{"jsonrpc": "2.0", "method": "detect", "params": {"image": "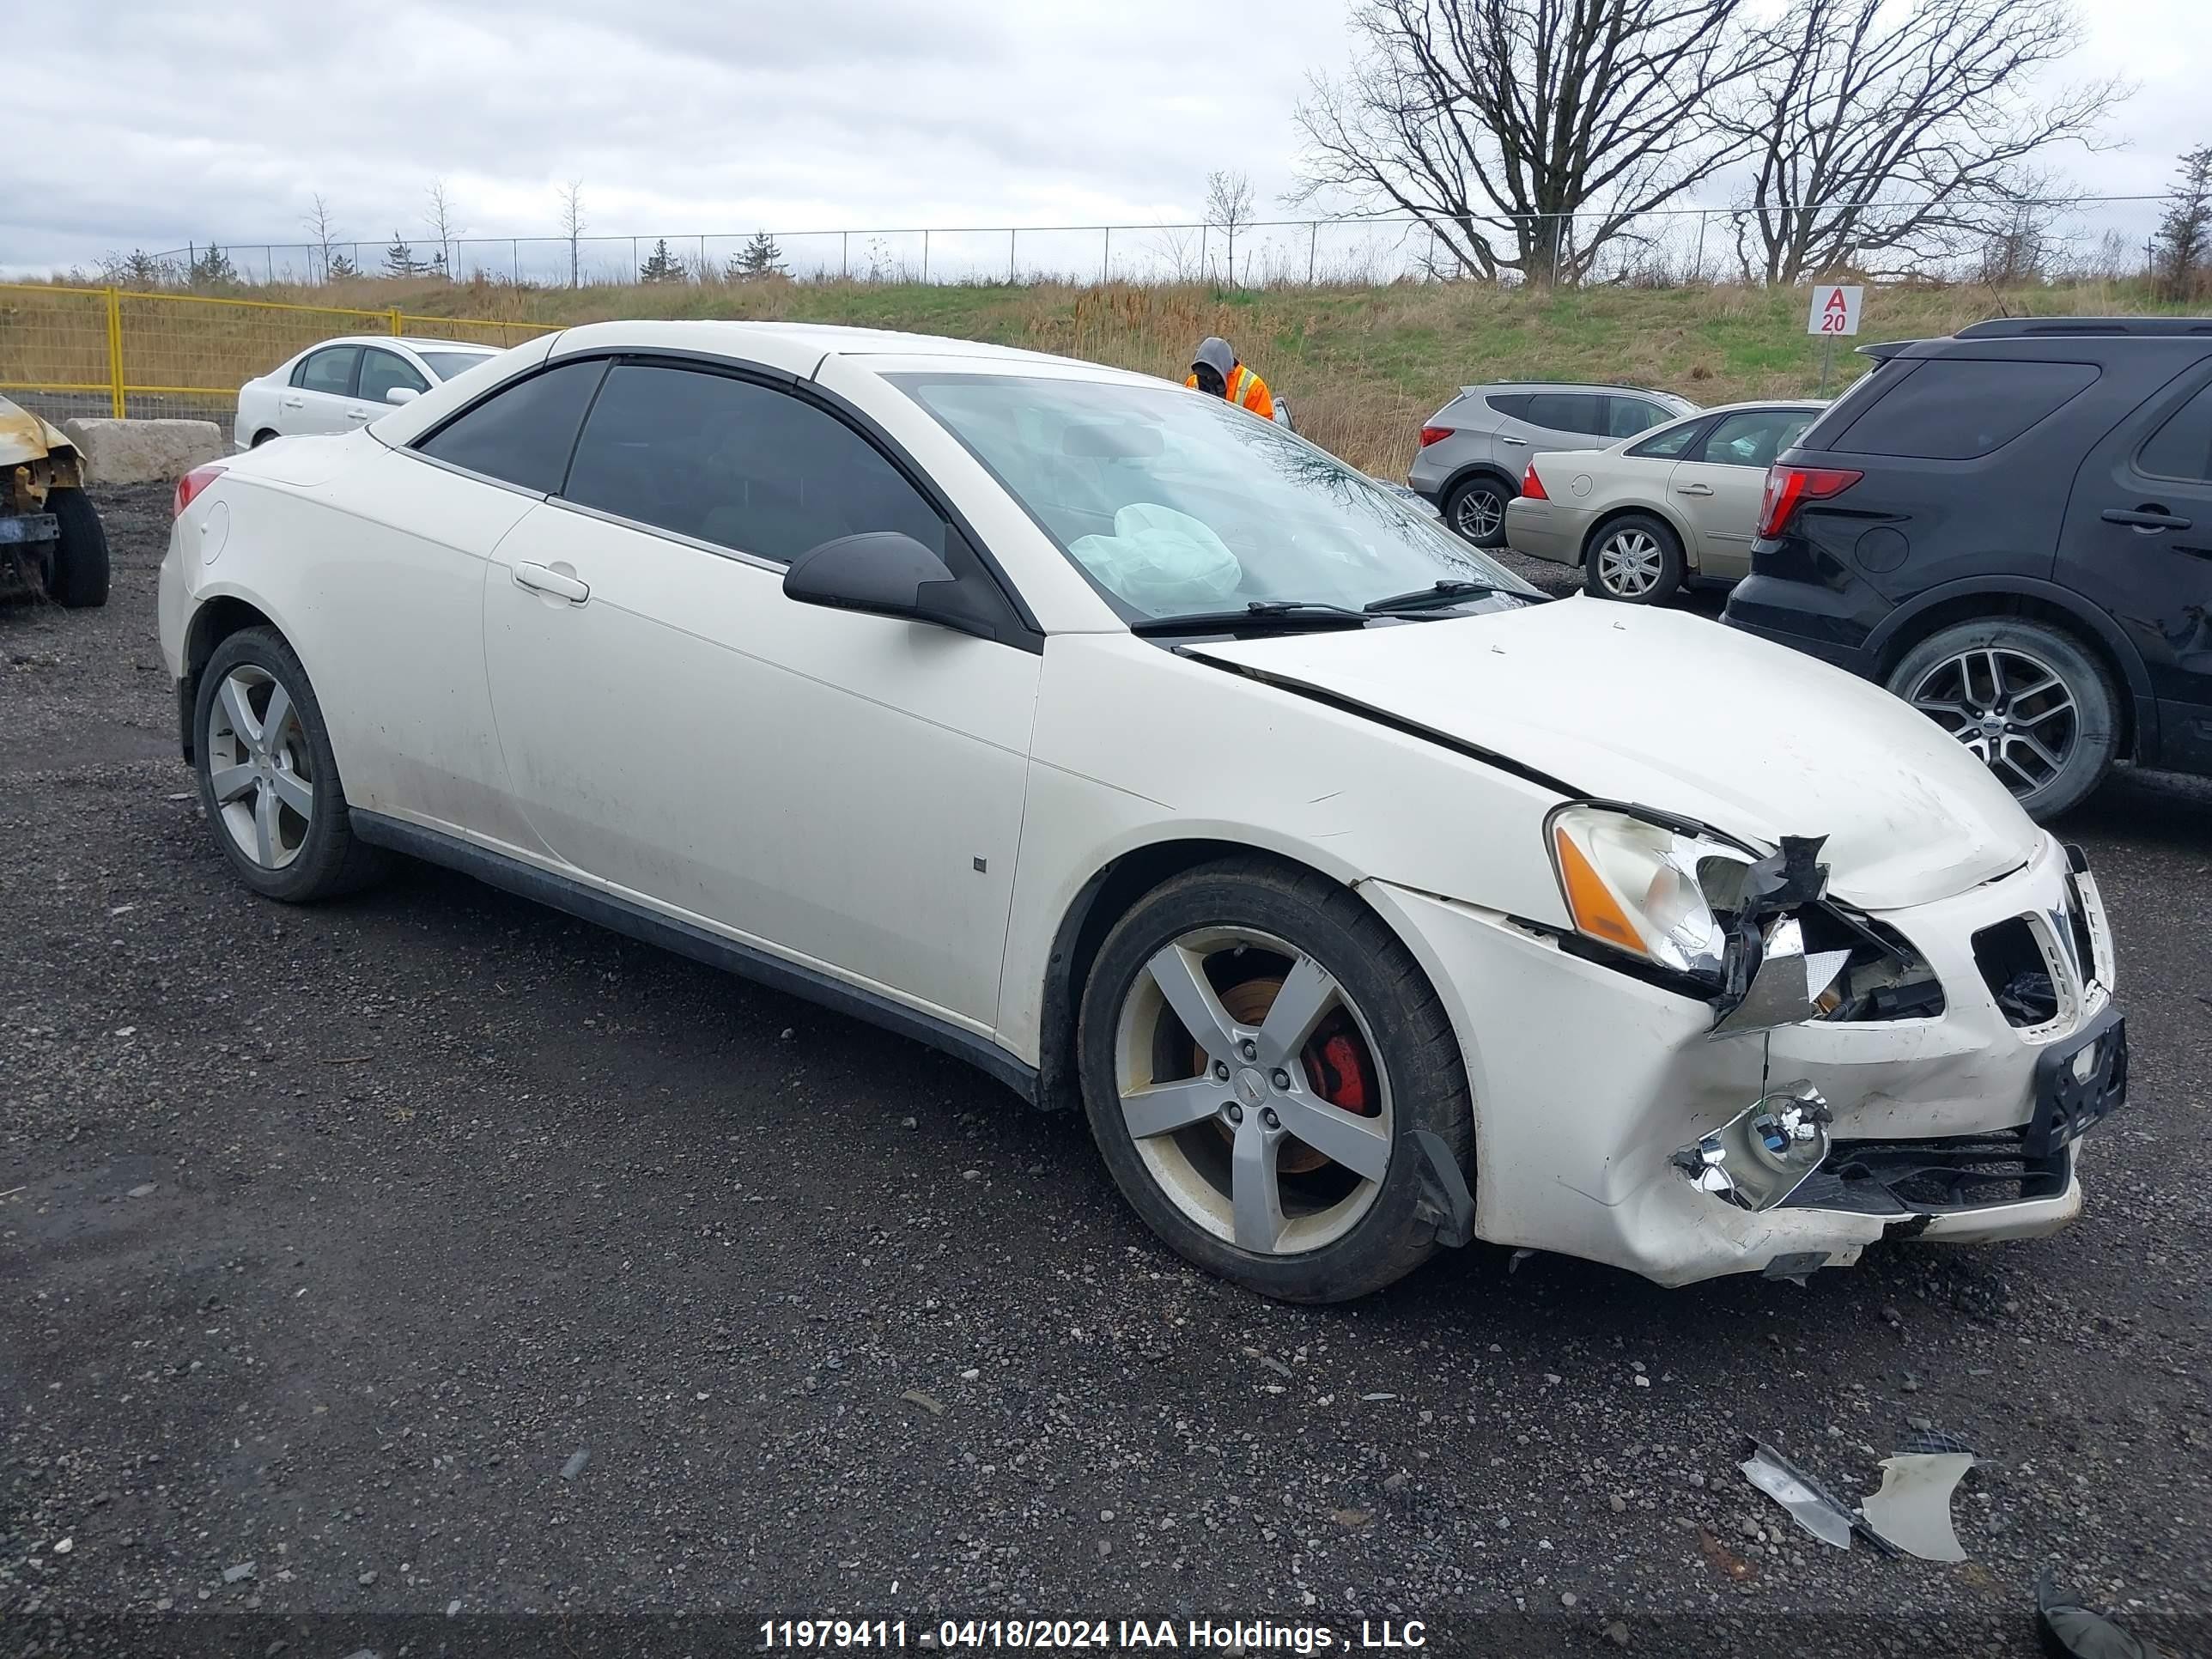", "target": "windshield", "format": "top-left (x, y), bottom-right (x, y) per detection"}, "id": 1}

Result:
top-left (420, 350), bottom-right (495, 381)
top-left (892, 372), bottom-right (1537, 622)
